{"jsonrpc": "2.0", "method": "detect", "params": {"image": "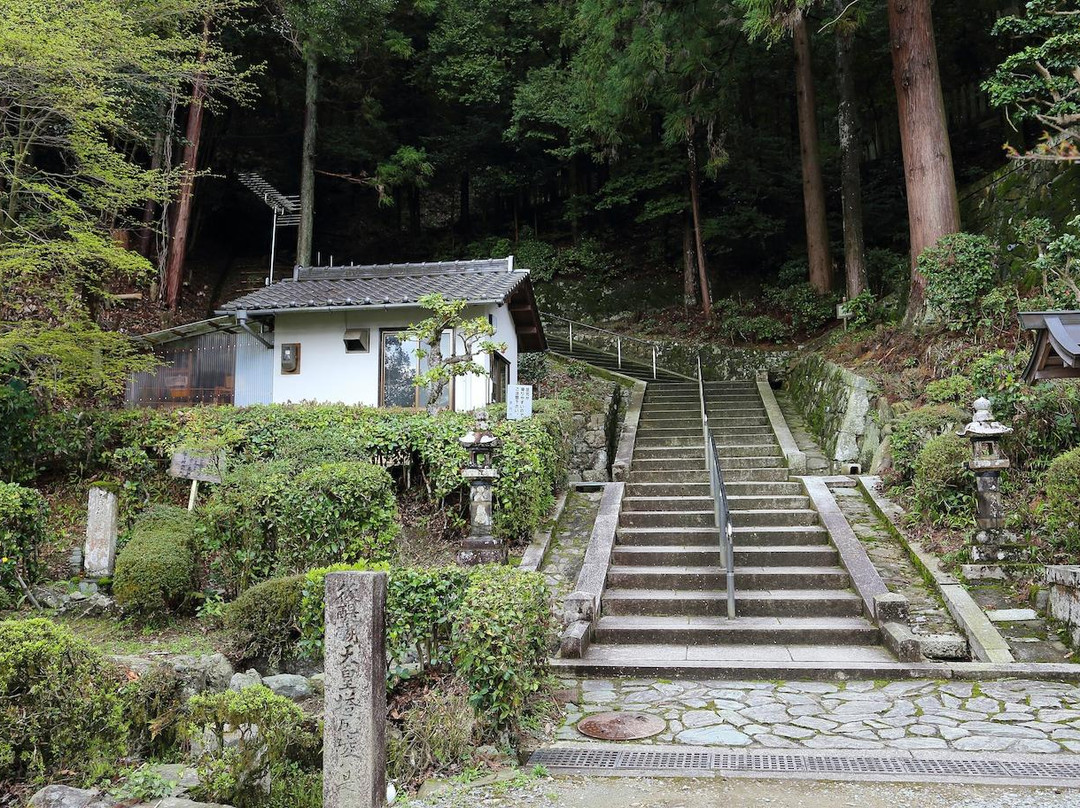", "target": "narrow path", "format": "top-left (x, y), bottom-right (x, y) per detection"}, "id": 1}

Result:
top-left (552, 678), bottom-right (1080, 754)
